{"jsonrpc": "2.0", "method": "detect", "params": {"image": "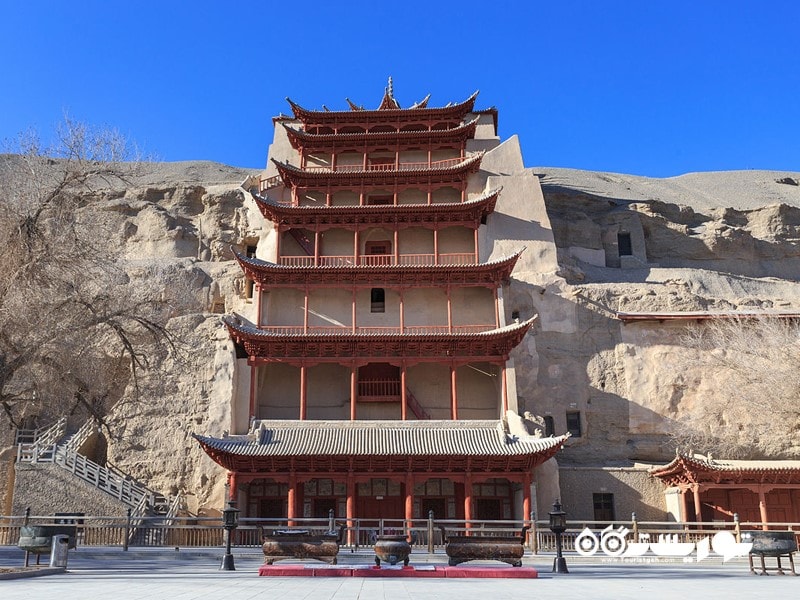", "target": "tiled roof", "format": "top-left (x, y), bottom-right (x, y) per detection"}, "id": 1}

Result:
top-left (285, 91), bottom-right (479, 122)
top-left (282, 117), bottom-right (479, 145)
top-left (233, 246), bottom-right (522, 275)
top-left (254, 185), bottom-right (499, 213)
top-left (194, 420), bottom-right (568, 458)
top-left (652, 453), bottom-right (800, 475)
